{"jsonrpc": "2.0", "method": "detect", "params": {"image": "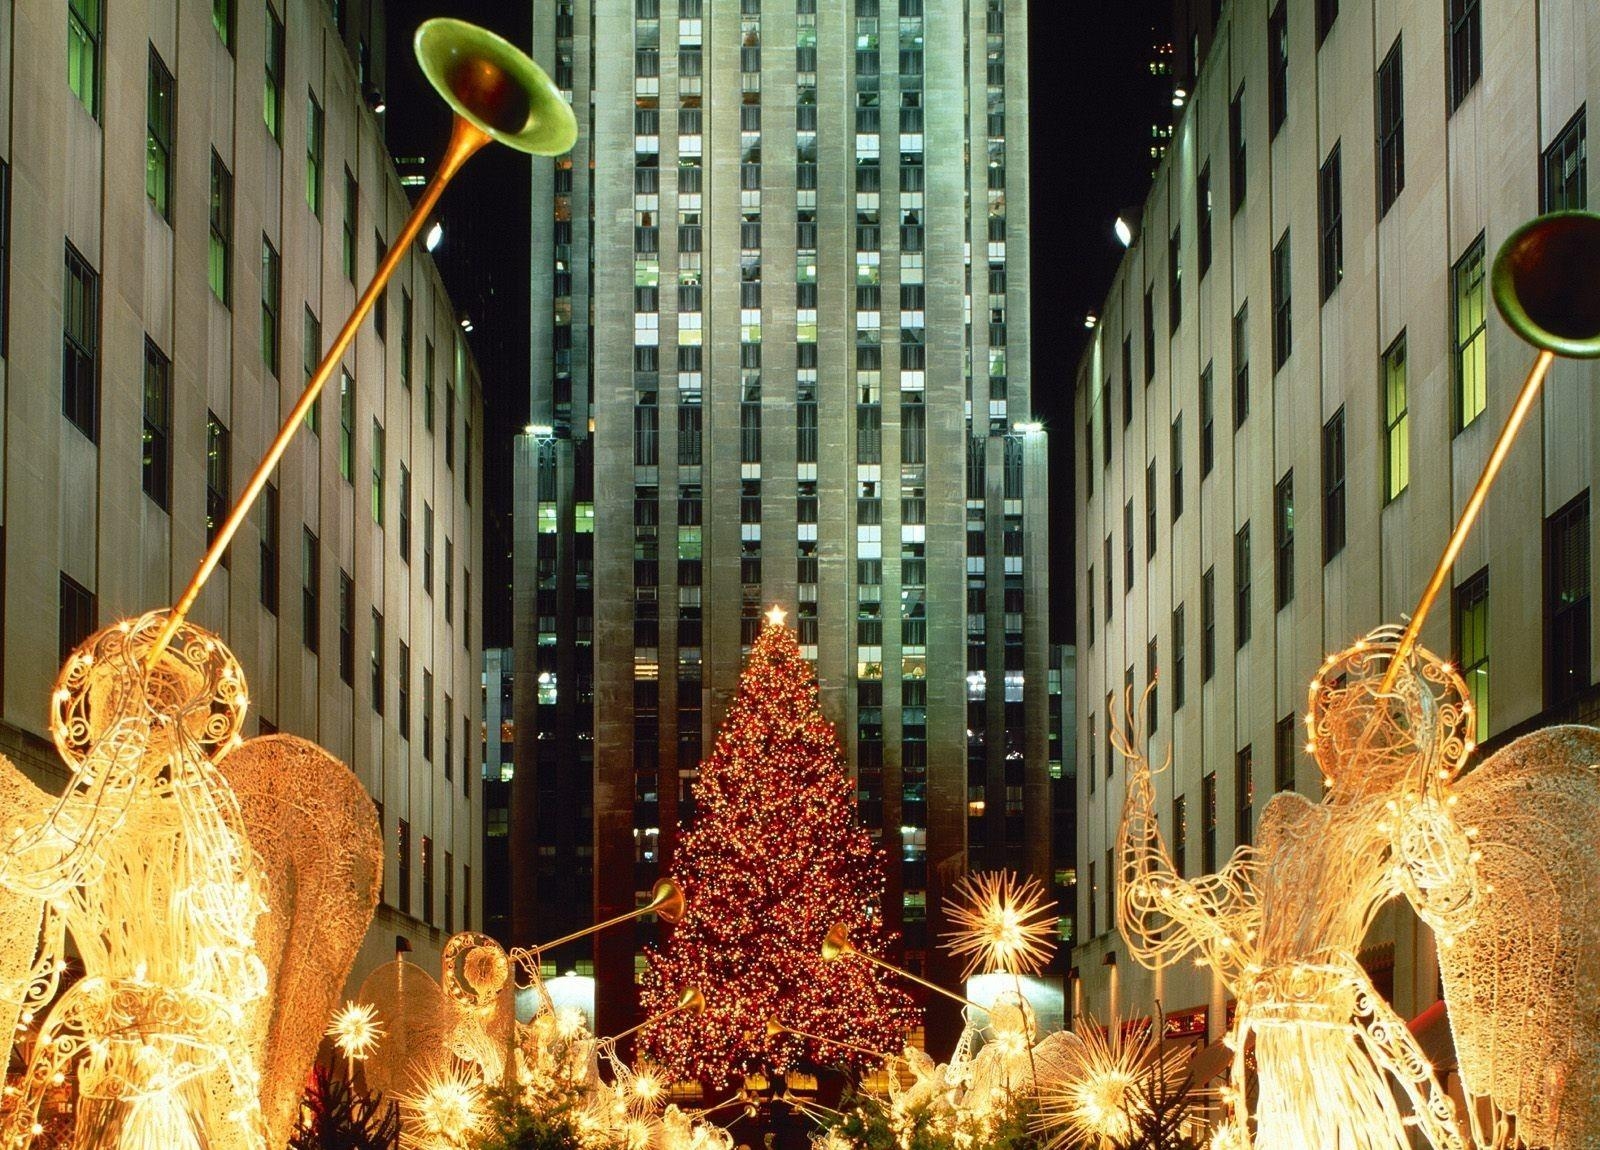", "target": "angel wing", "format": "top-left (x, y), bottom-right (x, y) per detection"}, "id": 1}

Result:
top-left (222, 733), bottom-right (384, 1147)
top-left (0, 757), bottom-right (54, 1081)
top-left (1426, 725), bottom-right (1600, 1150)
